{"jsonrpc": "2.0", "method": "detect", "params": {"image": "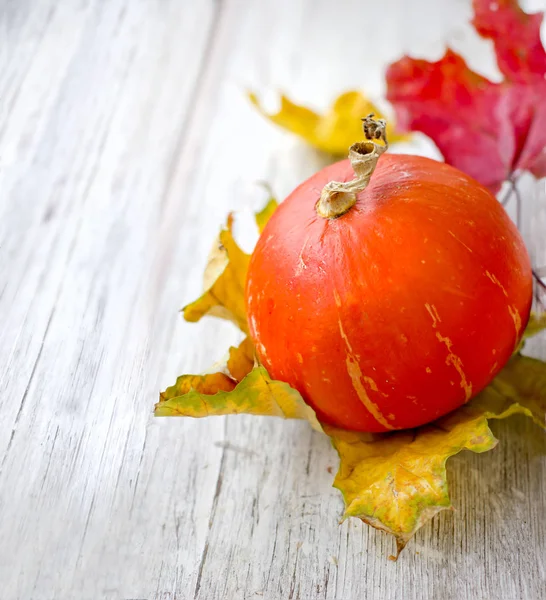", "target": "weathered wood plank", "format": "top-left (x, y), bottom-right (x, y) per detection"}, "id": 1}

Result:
top-left (0, 1), bottom-right (224, 598)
